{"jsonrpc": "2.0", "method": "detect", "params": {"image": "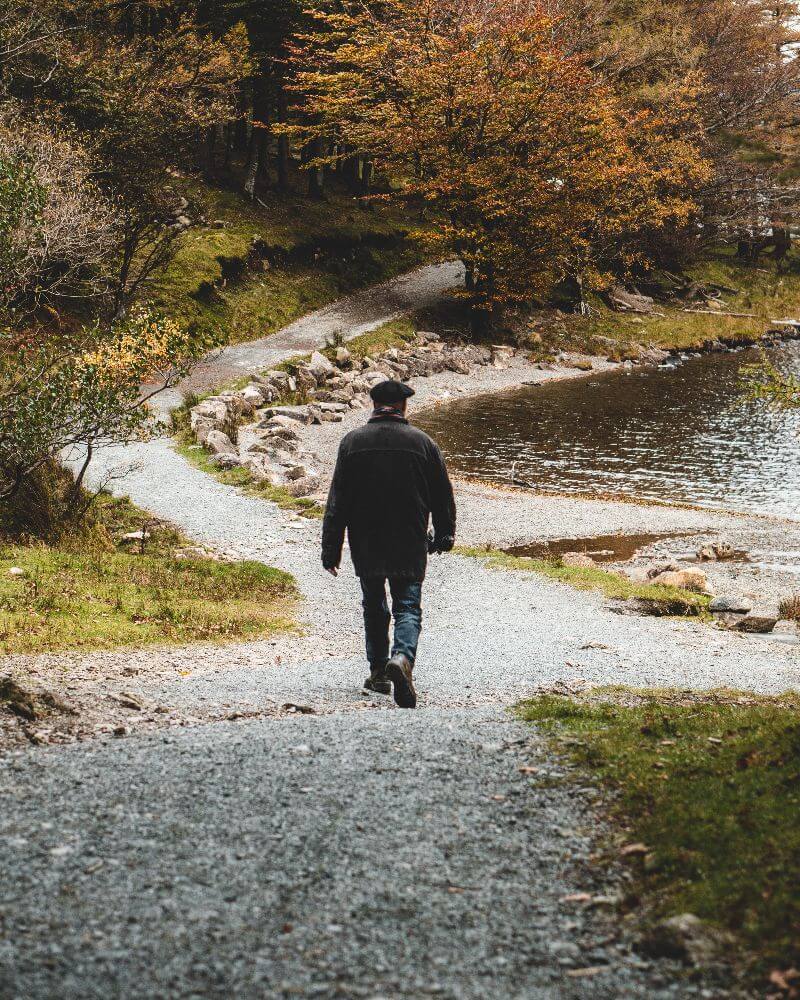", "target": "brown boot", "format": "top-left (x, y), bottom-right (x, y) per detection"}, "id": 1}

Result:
top-left (386, 653), bottom-right (417, 709)
top-left (363, 667), bottom-right (391, 695)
